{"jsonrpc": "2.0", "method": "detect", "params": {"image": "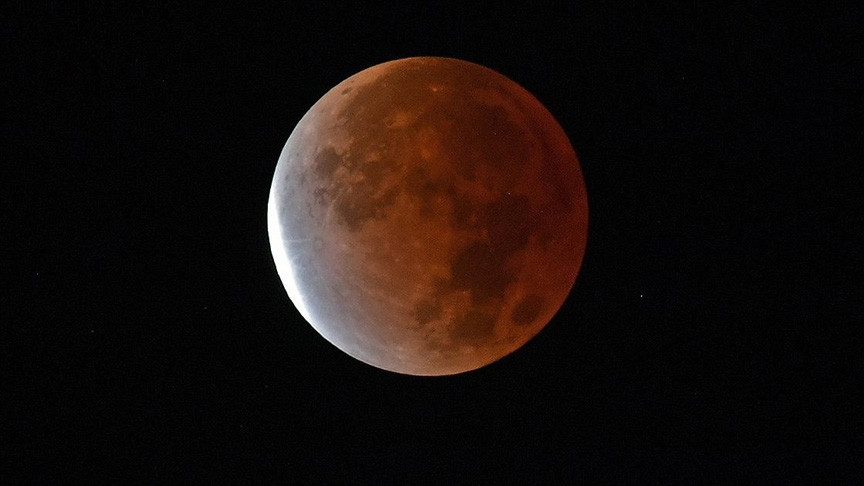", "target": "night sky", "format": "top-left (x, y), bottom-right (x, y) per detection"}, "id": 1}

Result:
top-left (5, 2), bottom-right (860, 482)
